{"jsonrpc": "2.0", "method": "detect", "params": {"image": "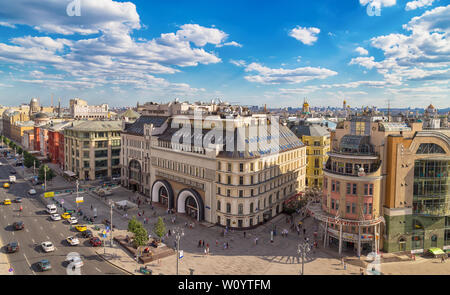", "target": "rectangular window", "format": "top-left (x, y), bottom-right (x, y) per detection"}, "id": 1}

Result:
top-left (346, 203), bottom-right (350, 213)
top-left (352, 183), bottom-right (357, 195)
top-left (352, 203), bottom-right (356, 214)
top-left (331, 181), bottom-right (335, 192)
top-left (239, 176), bottom-right (243, 185)
top-left (228, 176), bottom-right (231, 185)
top-left (346, 183), bottom-right (351, 194)
top-left (227, 190), bottom-right (230, 197)
top-left (239, 163), bottom-right (244, 172)
top-left (239, 190), bottom-right (243, 198)
top-left (228, 163), bottom-right (232, 172)
top-left (331, 199), bottom-right (335, 210)
top-left (336, 181), bottom-right (340, 192)
top-left (369, 203), bottom-right (372, 214)
top-left (250, 163), bottom-right (254, 171)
